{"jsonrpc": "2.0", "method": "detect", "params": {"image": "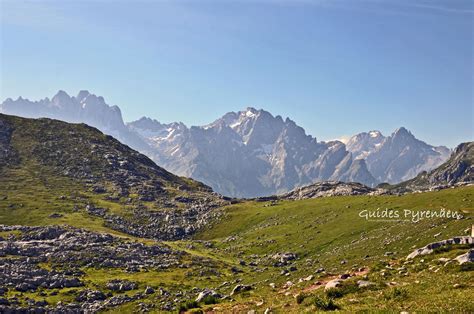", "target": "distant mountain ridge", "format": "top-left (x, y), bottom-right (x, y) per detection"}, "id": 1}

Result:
top-left (0, 90), bottom-right (150, 152)
top-left (128, 107), bottom-right (379, 197)
top-left (347, 127), bottom-right (451, 184)
top-left (0, 90), bottom-right (451, 197)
